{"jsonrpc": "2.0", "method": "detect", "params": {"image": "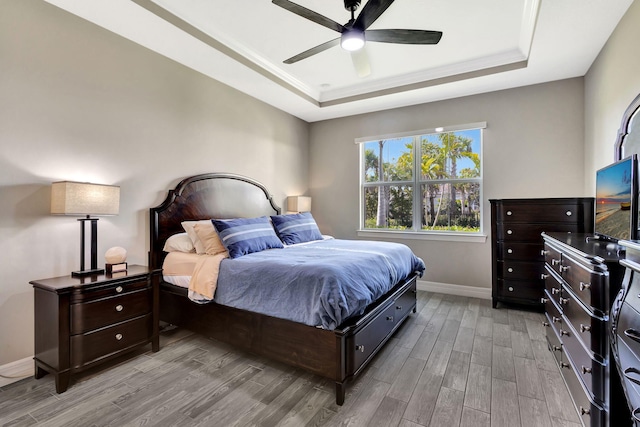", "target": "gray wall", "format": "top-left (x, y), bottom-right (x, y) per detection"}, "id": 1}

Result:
top-left (0, 1), bottom-right (309, 365)
top-left (585, 0), bottom-right (640, 189)
top-left (309, 79), bottom-right (588, 289)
